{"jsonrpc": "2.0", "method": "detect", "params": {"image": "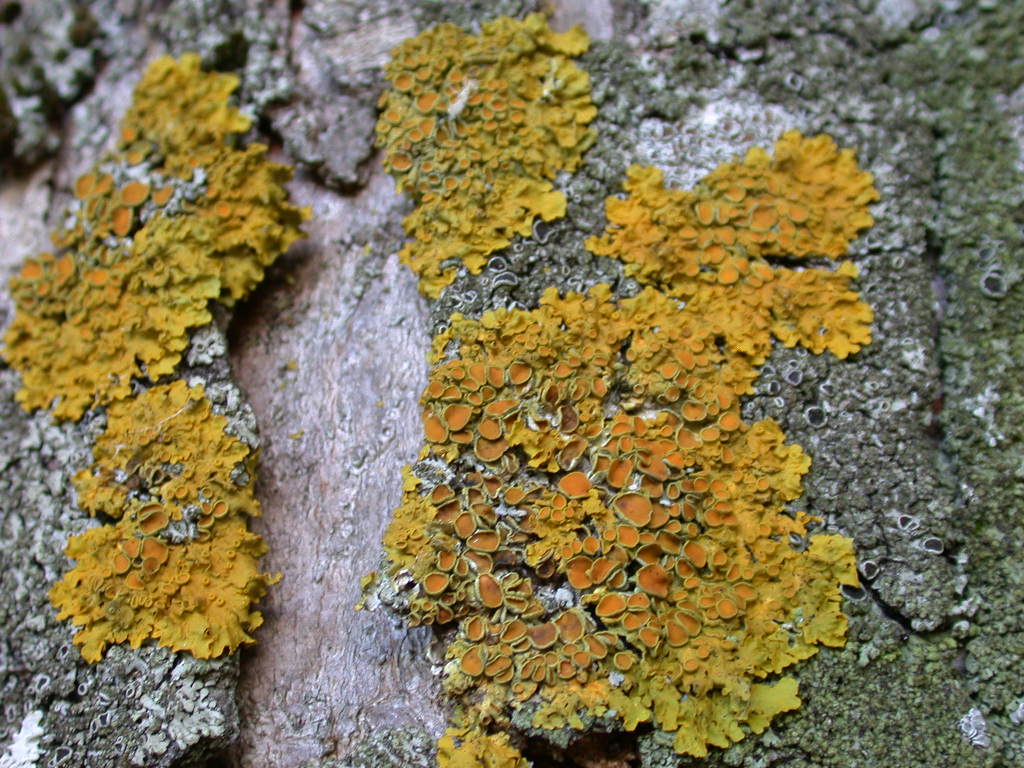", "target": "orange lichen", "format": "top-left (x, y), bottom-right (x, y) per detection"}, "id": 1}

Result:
top-left (1, 54), bottom-right (298, 664)
top-left (50, 381), bottom-right (276, 662)
top-left (437, 727), bottom-right (529, 768)
top-left (586, 131), bottom-right (877, 363)
top-left (376, 14), bottom-right (596, 298)
top-left (370, 31), bottom-right (878, 748)
top-left (71, 379), bottom-right (256, 526)
top-left (374, 275), bottom-right (861, 755)
top-left (369, 130), bottom-right (879, 757)
top-left (3, 53), bottom-right (308, 421)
